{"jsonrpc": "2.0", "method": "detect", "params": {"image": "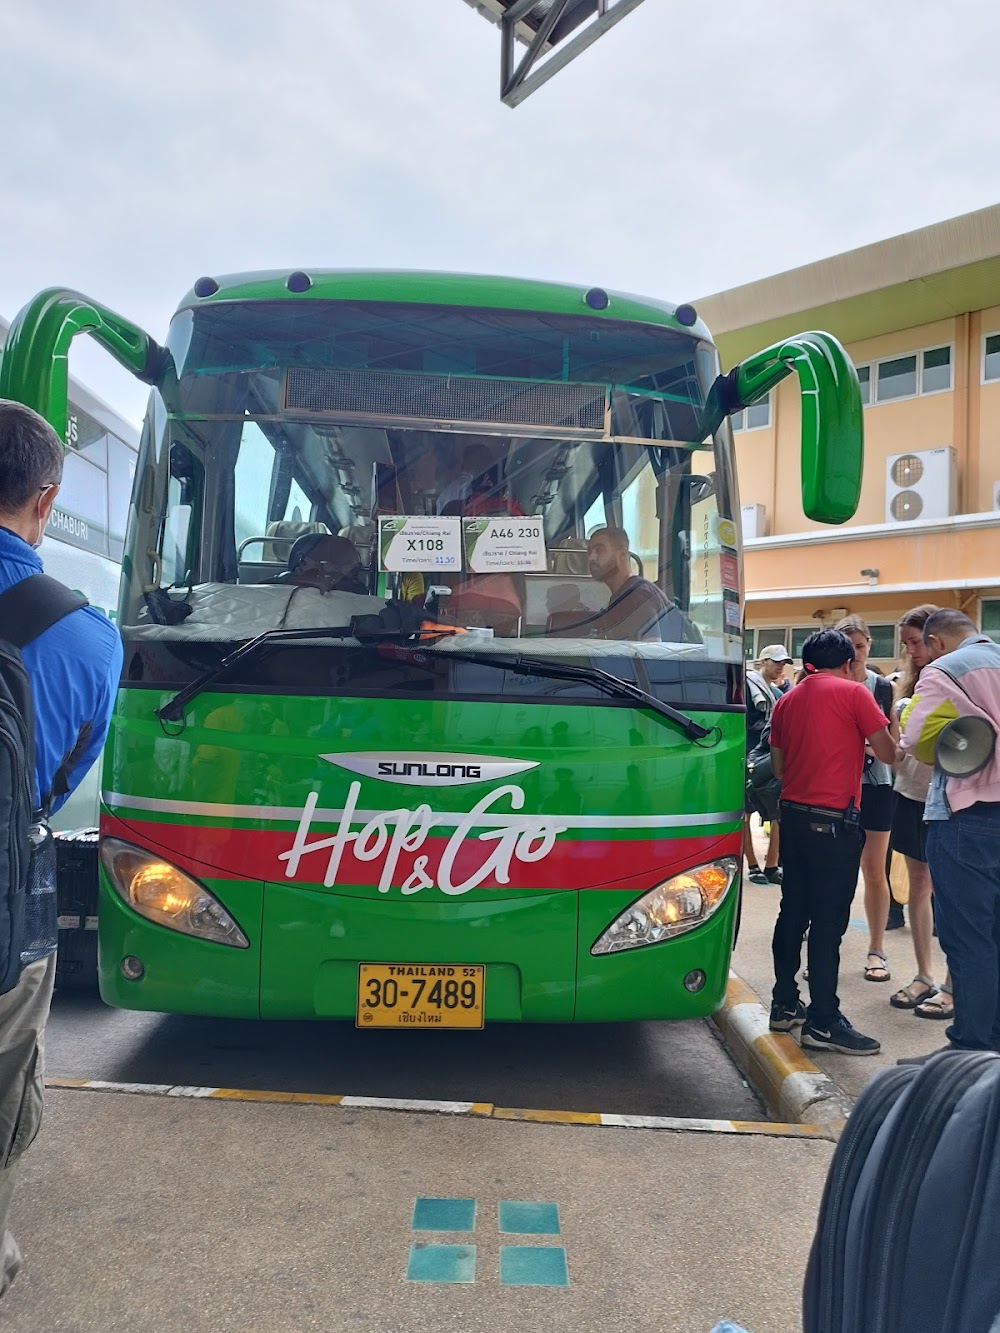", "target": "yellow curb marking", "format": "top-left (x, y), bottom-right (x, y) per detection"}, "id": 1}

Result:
top-left (210, 1088), bottom-right (345, 1106)
top-left (724, 976), bottom-right (761, 1009)
top-left (44, 1080), bottom-right (831, 1137)
top-left (728, 1120), bottom-right (827, 1138)
top-left (751, 1031), bottom-right (821, 1080)
top-left (493, 1106), bottom-right (603, 1125)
